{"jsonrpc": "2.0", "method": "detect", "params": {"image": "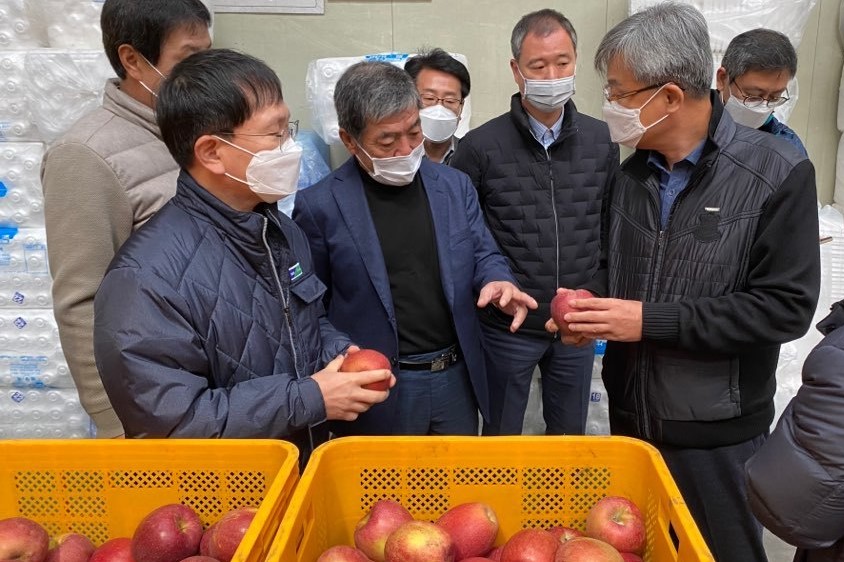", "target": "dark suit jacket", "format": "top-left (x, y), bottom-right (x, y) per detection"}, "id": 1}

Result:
top-left (294, 158), bottom-right (516, 434)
